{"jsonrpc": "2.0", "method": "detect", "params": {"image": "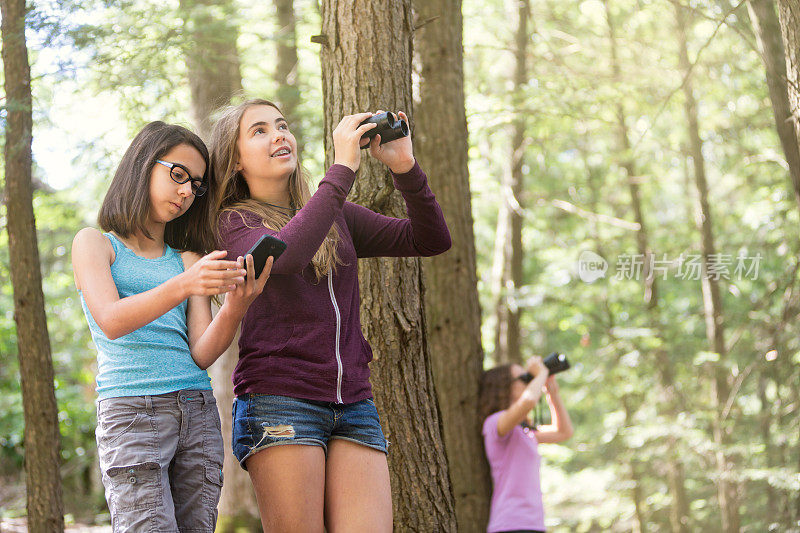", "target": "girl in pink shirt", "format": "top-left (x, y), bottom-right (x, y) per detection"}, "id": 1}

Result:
top-left (480, 357), bottom-right (574, 533)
